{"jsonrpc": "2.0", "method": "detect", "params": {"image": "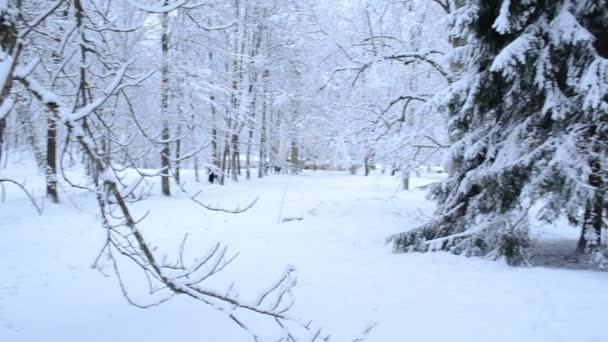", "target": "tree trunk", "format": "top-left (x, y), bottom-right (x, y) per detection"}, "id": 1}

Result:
top-left (219, 137), bottom-right (229, 185)
top-left (207, 50), bottom-right (220, 169)
top-left (290, 140), bottom-right (299, 174)
top-left (235, 135), bottom-right (242, 177)
top-left (160, 129), bottom-right (171, 196)
top-left (245, 135), bottom-right (252, 180)
top-left (577, 205), bottom-right (593, 253)
top-left (402, 171), bottom-right (410, 191)
top-left (194, 156), bottom-right (200, 182)
top-left (210, 93), bottom-right (220, 168)
top-left (245, 86), bottom-right (256, 180)
top-left (0, 118), bottom-right (5, 166)
top-left (232, 134), bottom-right (239, 182)
top-left (258, 92), bottom-right (267, 178)
top-left (175, 124), bottom-right (182, 185)
top-left (160, 3), bottom-right (171, 196)
top-left (46, 115), bottom-right (59, 202)
top-left (577, 132), bottom-right (604, 253)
